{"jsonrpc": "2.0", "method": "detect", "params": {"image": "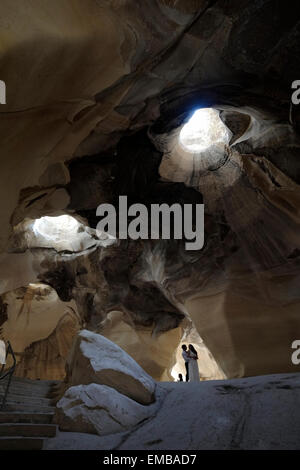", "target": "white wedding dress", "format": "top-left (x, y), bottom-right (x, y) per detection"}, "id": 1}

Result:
top-left (0, 340), bottom-right (6, 365)
top-left (189, 353), bottom-right (200, 382)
